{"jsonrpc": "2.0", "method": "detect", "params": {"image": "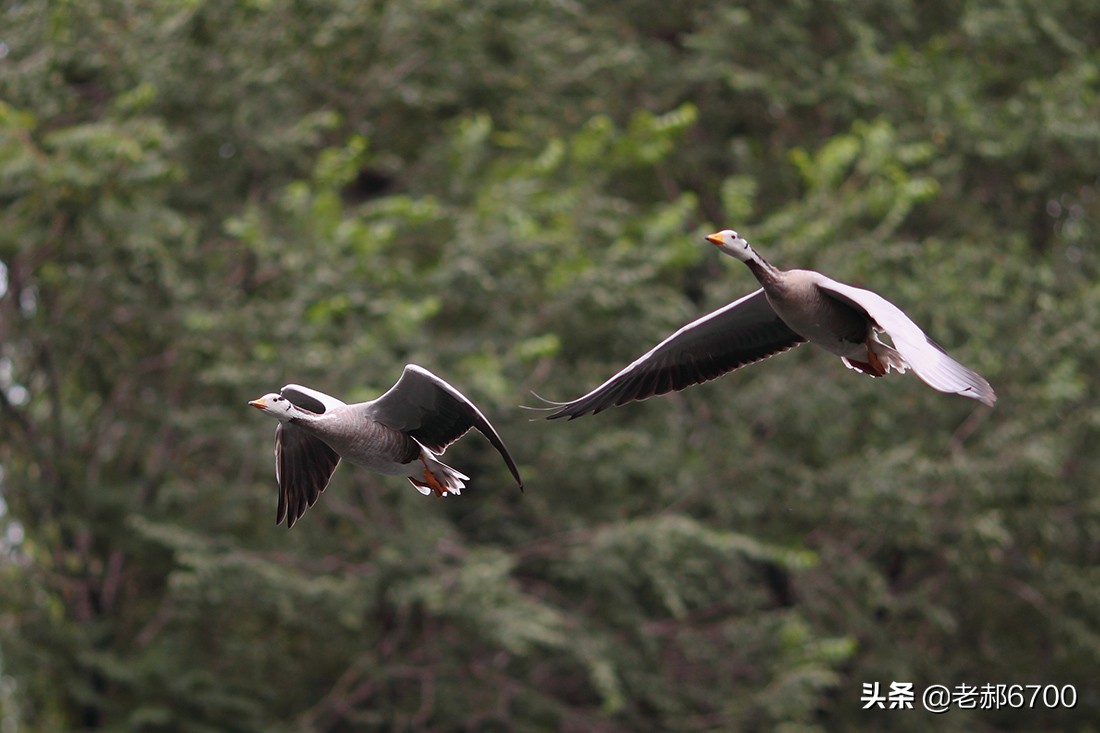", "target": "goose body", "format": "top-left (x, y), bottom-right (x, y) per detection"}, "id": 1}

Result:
top-left (250, 364), bottom-right (524, 527)
top-left (543, 230), bottom-right (995, 419)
